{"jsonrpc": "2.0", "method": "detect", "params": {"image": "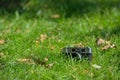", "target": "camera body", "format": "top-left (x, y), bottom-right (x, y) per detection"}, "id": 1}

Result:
top-left (62, 47), bottom-right (92, 60)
